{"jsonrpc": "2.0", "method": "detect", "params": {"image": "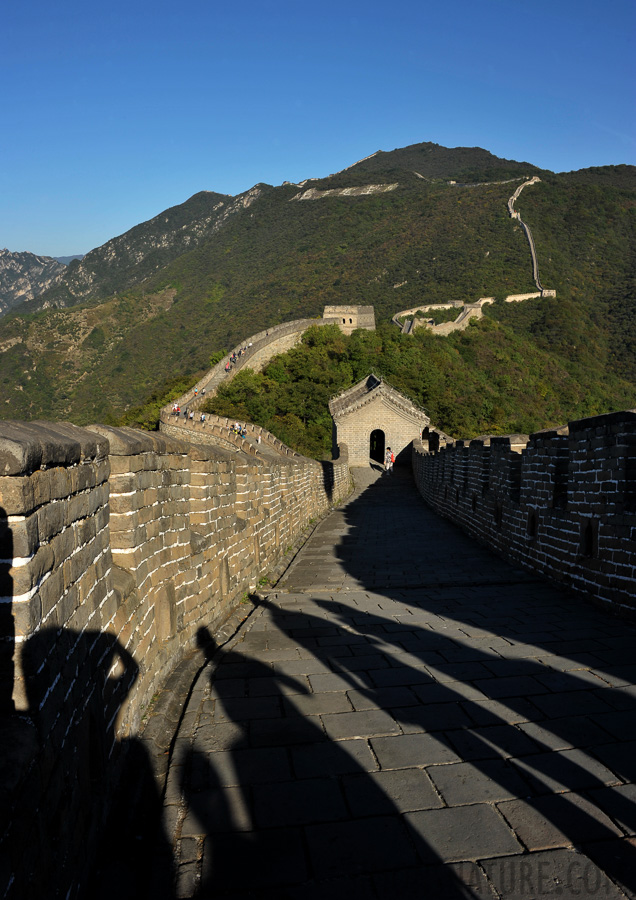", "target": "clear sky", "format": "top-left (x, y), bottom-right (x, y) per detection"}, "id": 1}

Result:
top-left (2, 0), bottom-right (634, 257)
